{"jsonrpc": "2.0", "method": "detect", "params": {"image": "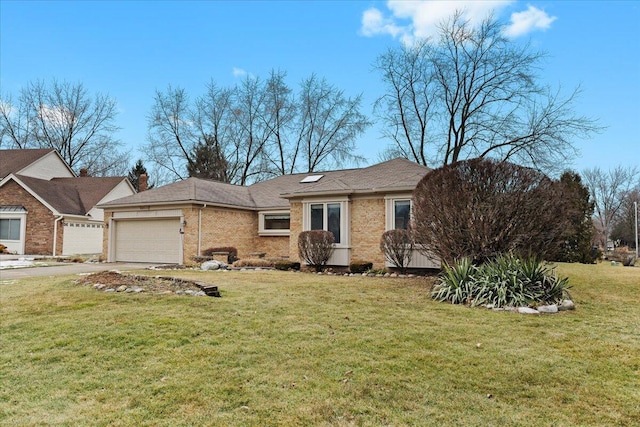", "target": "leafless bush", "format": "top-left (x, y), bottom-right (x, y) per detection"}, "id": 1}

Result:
top-left (298, 230), bottom-right (335, 272)
top-left (412, 158), bottom-right (569, 265)
top-left (380, 229), bottom-right (414, 273)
